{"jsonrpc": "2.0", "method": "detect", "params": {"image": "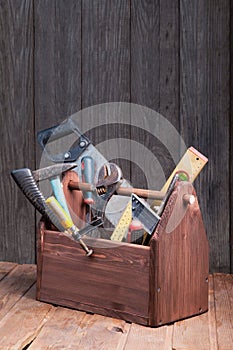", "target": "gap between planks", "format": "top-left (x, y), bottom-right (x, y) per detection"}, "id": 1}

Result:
top-left (0, 263), bottom-right (232, 350)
